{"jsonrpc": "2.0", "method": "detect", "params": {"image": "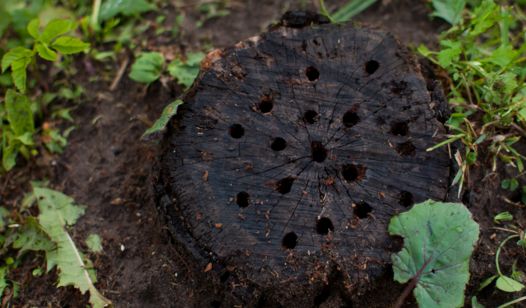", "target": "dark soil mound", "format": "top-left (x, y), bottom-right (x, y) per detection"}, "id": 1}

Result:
top-left (156, 13), bottom-right (451, 306)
